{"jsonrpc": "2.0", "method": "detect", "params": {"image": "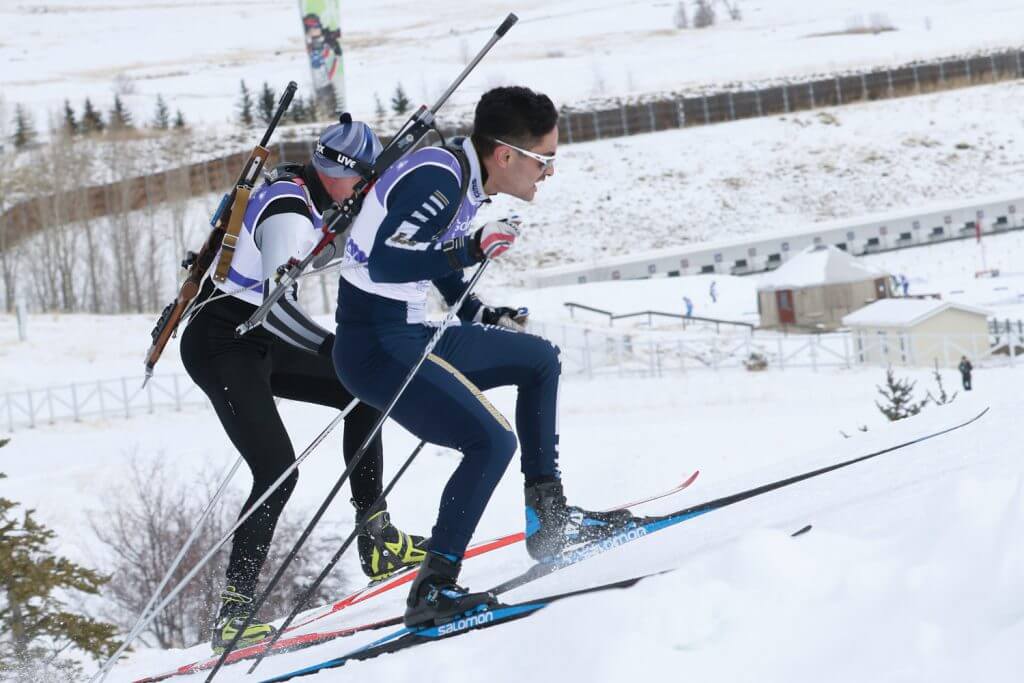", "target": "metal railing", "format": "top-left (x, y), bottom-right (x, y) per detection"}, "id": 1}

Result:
top-left (563, 302), bottom-right (755, 333)
top-left (2, 329), bottom-right (1015, 431)
top-left (2, 373), bottom-right (206, 432)
top-left (530, 322), bottom-right (1018, 379)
